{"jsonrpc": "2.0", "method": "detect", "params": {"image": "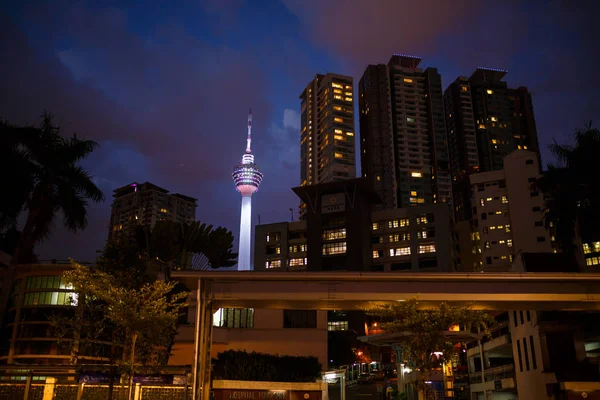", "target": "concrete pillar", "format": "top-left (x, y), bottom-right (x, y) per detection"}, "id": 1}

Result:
top-left (42, 377), bottom-right (56, 400)
top-left (340, 375), bottom-right (346, 400)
